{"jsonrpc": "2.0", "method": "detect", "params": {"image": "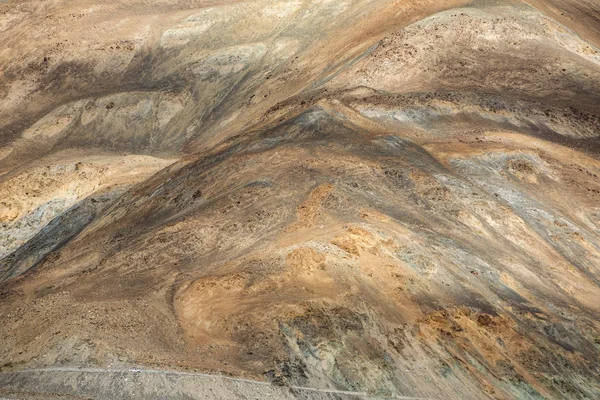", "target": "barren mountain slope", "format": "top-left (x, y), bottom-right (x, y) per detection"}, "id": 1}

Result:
top-left (1, 0), bottom-right (600, 399)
